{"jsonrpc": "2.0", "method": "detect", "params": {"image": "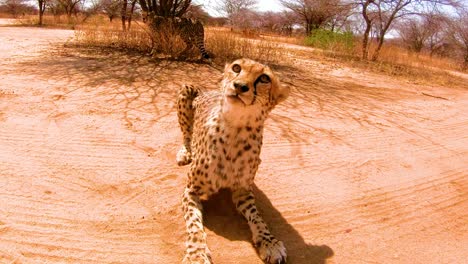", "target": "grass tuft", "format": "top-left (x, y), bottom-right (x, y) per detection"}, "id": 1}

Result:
top-left (205, 29), bottom-right (286, 64)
